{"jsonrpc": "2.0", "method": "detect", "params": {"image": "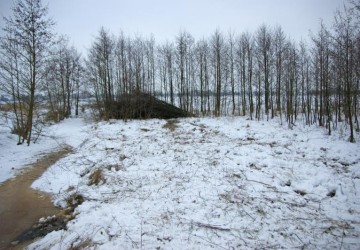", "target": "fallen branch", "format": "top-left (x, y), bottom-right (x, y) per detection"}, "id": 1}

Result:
top-left (246, 178), bottom-right (275, 189)
top-left (192, 221), bottom-right (231, 231)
